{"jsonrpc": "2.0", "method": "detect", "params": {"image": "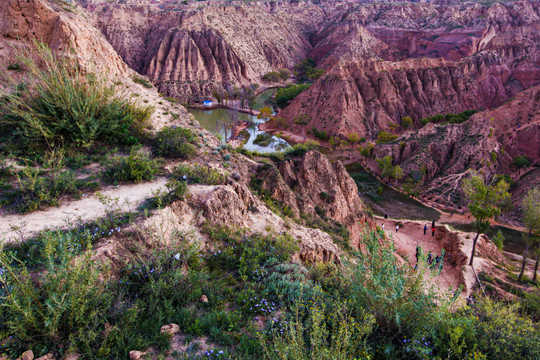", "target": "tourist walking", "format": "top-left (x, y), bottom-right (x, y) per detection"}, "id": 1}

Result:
top-left (431, 226), bottom-right (435, 237)
top-left (424, 224), bottom-right (427, 235)
top-left (396, 225), bottom-right (399, 232)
